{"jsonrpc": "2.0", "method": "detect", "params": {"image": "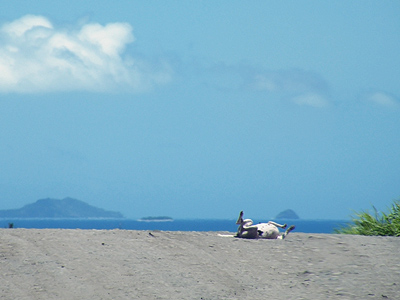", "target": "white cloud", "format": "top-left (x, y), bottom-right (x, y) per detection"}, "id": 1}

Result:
top-left (291, 93), bottom-right (330, 108)
top-left (253, 70), bottom-right (326, 93)
top-left (2, 15), bottom-right (53, 37)
top-left (251, 69), bottom-right (330, 108)
top-left (197, 63), bottom-right (331, 109)
top-left (365, 91), bottom-right (399, 109)
top-left (78, 23), bottom-right (134, 57)
top-left (0, 15), bottom-right (172, 93)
